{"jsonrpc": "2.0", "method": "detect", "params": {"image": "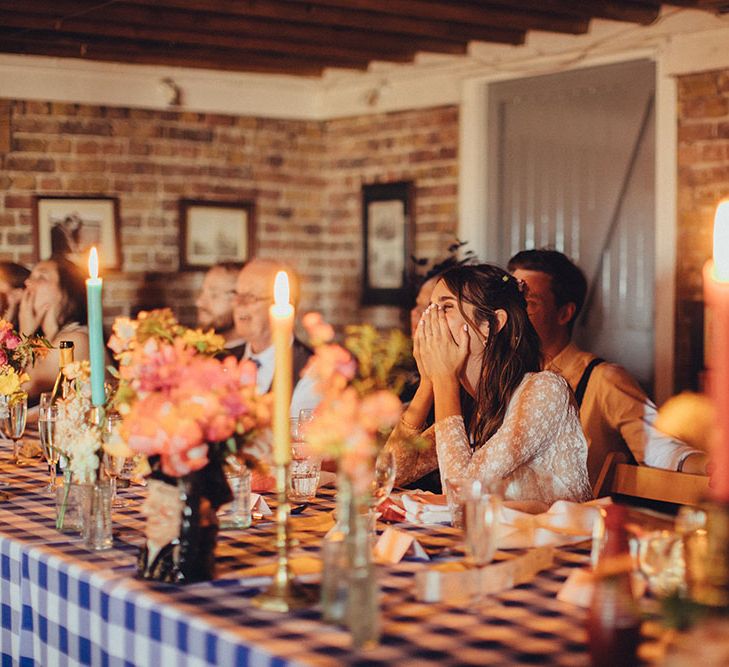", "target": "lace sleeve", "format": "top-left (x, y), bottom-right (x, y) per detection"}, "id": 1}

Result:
top-left (384, 419), bottom-right (438, 486)
top-left (435, 372), bottom-right (570, 482)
